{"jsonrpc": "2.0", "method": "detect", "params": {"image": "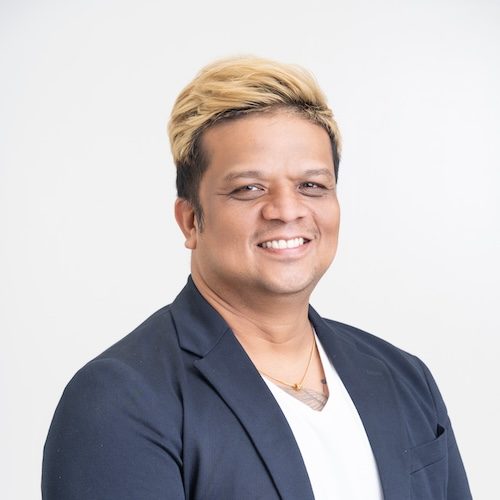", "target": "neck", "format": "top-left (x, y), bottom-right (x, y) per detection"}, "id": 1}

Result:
top-left (191, 273), bottom-right (313, 355)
